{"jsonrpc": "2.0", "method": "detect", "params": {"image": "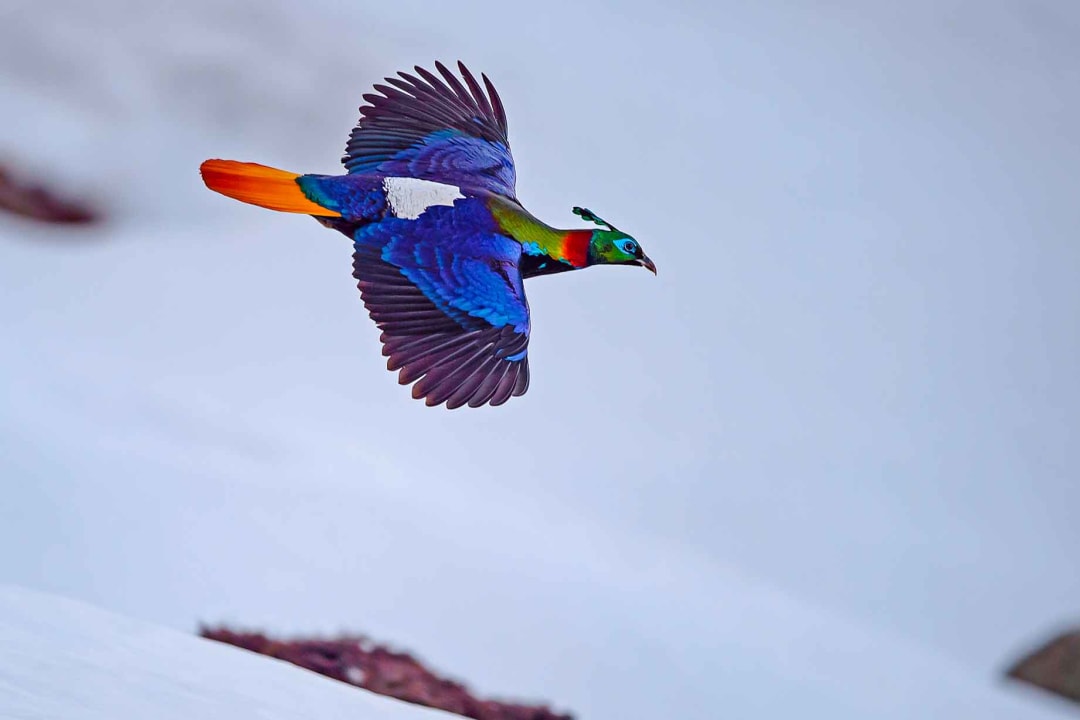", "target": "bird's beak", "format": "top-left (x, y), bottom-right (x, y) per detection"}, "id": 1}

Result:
top-left (638, 255), bottom-right (657, 275)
